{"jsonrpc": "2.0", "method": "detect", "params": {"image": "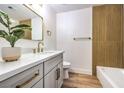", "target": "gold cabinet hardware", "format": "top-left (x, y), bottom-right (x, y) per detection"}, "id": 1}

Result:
top-left (56, 68), bottom-right (60, 80)
top-left (16, 71), bottom-right (39, 88)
